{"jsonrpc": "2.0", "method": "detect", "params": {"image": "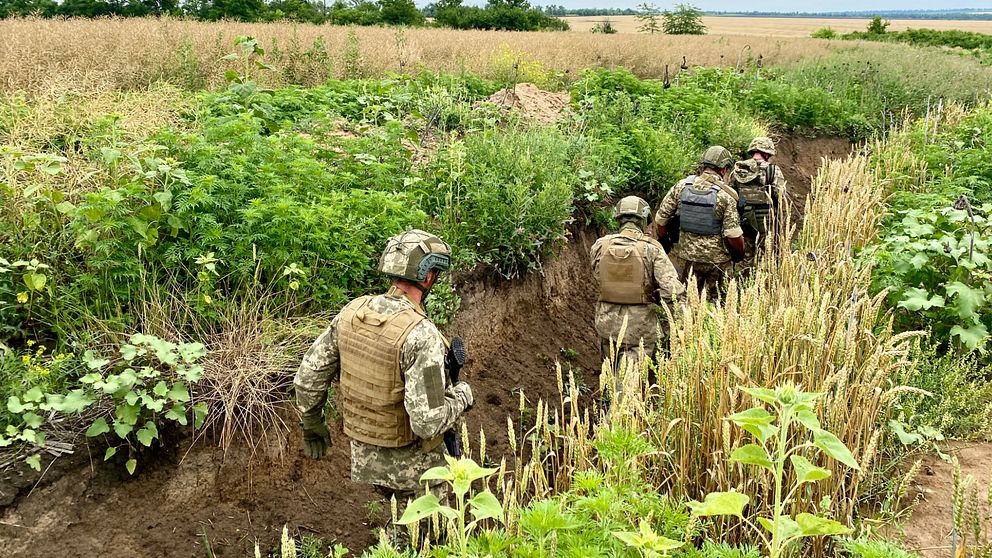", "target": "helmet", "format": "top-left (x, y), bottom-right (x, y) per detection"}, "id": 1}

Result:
top-left (747, 137), bottom-right (776, 156)
top-left (699, 146), bottom-right (734, 169)
top-left (732, 159), bottom-right (761, 184)
top-left (613, 196), bottom-right (651, 225)
top-left (378, 229), bottom-right (451, 283)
